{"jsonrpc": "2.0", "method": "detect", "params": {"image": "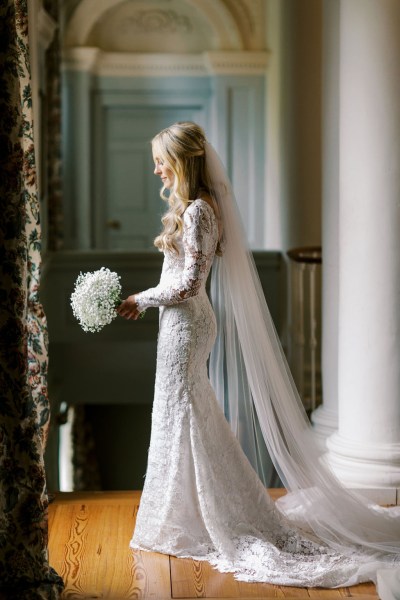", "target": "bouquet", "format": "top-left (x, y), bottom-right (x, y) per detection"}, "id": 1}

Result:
top-left (70, 267), bottom-right (122, 332)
